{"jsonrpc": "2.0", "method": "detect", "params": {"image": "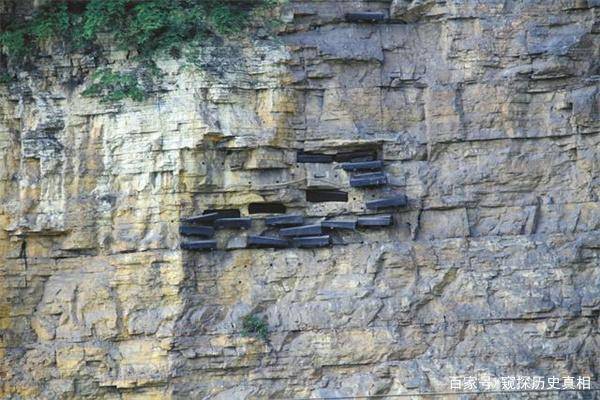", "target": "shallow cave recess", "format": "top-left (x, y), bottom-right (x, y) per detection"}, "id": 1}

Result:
top-left (180, 145), bottom-right (408, 251)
